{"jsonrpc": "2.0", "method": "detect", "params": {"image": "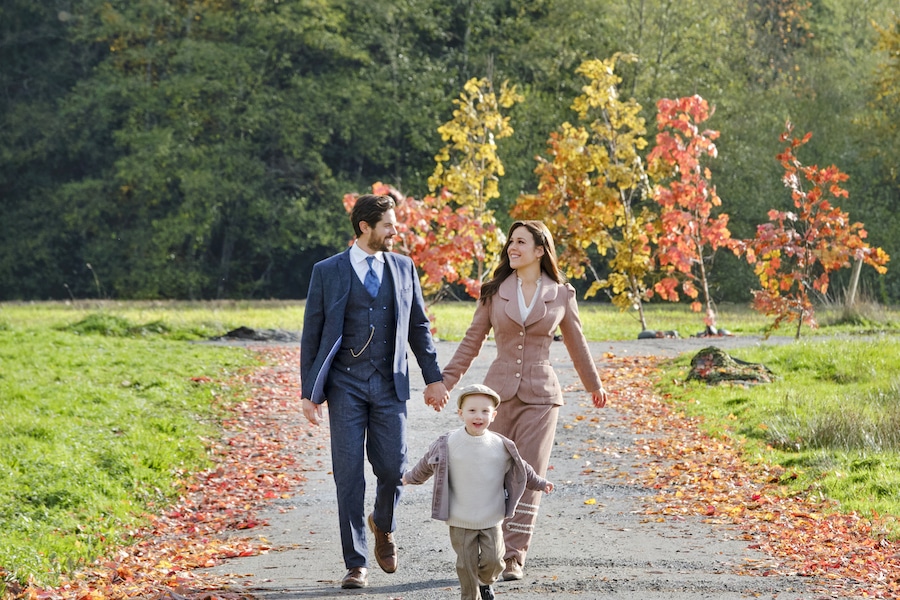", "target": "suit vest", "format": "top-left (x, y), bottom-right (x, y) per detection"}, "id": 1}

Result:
top-left (333, 263), bottom-right (397, 381)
